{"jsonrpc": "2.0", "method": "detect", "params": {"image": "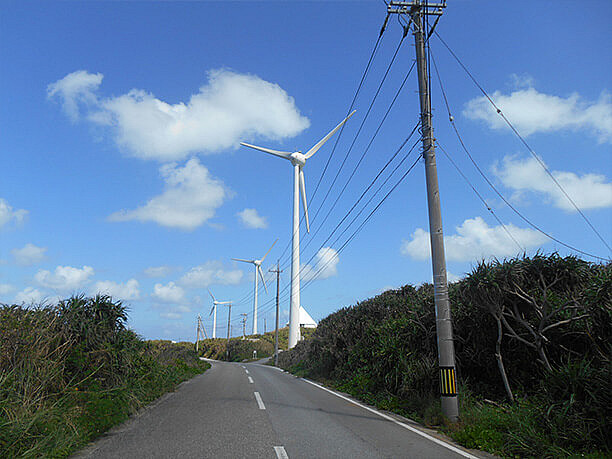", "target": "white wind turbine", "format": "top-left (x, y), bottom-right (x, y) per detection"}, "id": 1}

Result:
top-left (208, 289), bottom-right (231, 339)
top-left (240, 111), bottom-right (356, 348)
top-left (232, 239), bottom-right (277, 335)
